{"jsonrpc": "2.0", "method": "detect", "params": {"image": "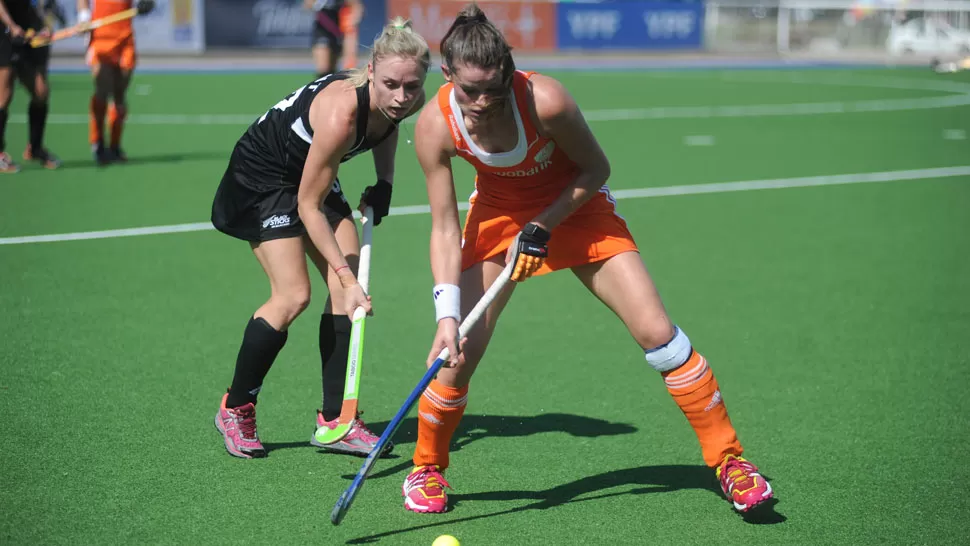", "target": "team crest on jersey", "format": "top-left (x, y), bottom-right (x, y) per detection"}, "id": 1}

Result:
top-left (262, 214), bottom-right (291, 229)
top-left (534, 141), bottom-right (555, 163)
